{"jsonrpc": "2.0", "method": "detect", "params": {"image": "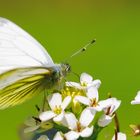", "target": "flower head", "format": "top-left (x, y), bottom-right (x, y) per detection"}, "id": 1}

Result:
top-left (39, 93), bottom-right (71, 123)
top-left (75, 86), bottom-right (109, 112)
top-left (66, 73), bottom-right (101, 90)
top-left (98, 98), bottom-right (121, 127)
top-left (63, 108), bottom-right (96, 139)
